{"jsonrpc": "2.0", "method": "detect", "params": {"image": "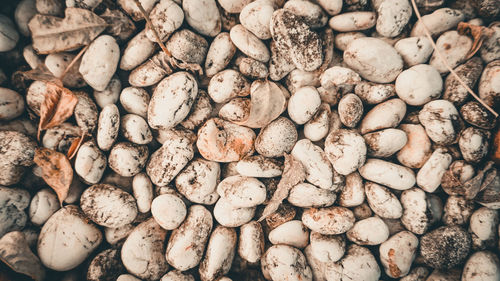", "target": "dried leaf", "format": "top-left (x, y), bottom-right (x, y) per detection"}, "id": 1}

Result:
top-left (457, 22), bottom-right (495, 60)
top-left (33, 148), bottom-right (73, 205)
top-left (67, 133), bottom-right (86, 160)
top-left (29, 8), bottom-right (107, 54)
top-left (100, 9), bottom-right (136, 40)
top-left (259, 154), bottom-right (306, 221)
top-left (38, 83), bottom-right (79, 140)
top-left (235, 80), bottom-right (286, 128)
top-left (463, 161), bottom-right (495, 200)
top-left (0, 232), bottom-right (45, 281)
